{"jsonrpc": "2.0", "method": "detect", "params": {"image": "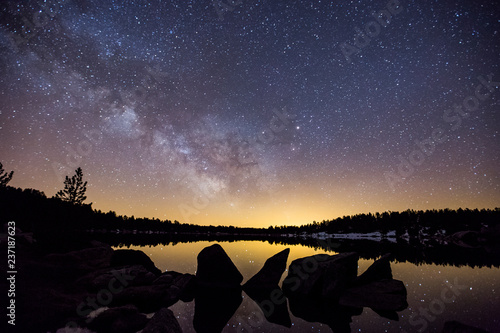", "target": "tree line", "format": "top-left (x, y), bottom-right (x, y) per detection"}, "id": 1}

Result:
top-left (1, 163), bottom-right (499, 244)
